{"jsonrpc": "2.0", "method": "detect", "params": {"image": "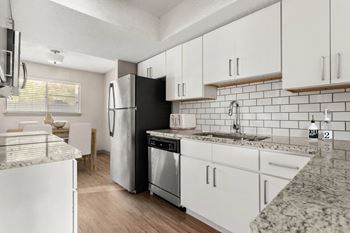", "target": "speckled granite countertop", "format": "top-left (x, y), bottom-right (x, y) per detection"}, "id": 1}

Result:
top-left (0, 132), bottom-right (82, 170)
top-left (147, 129), bottom-right (350, 233)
